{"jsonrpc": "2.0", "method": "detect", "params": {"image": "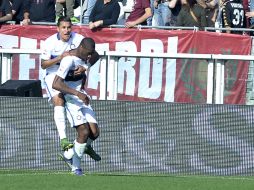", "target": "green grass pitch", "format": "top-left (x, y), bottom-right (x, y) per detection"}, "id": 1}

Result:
top-left (1, 170), bottom-right (254, 190)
